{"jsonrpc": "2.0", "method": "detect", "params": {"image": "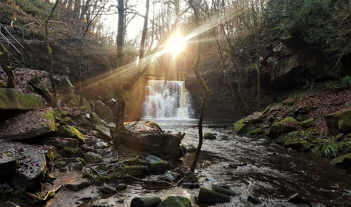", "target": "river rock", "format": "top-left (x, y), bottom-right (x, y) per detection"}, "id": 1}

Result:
top-left (0, 88), bottom-right (45, 110)
top-left (247, 194), bottom-right (262, 204)
top-left (16, 151), bottom-right (47, 190)
top-left (145, 155), bottom-right (169, 174)
top-left (120, 132), bottom-right (184, 159)
top-left (67, 162), bottom-right (83, 171)
top-left (94, 100), bottom-right (115, 123)
top-left (66, 178), bottom-right (91, 191)
top-left (331, 153), bottom-right (351, 166)
top-left (212, 186), bottom-right (237, 196)
top-left (85, 152), bottom-right (103, 163)
top-left (198, 187), bottom-right (230, 203)
top-left (57, 125), bottom-right (85, 143)
top-left (0, 108), bottom-right (56, 140)
top-left (51, 138), bottom-right (79, 149)
top-left (181, 144), bottom-right (197, 153)
top-left (94, 142), bottom-right (109, 149)
top-left (266, 117), bottom-right (299, 137)
top-left (164, 171), bottom-right (181, 182)
top-left (95, 125), bottom-right (112, 141)
top-left (131, 197), bottom-right (162, 207)
top-left (116, 183), bottom-right (128, 191)
top-left (204, 133), bottom-right (217, 140)
top-left (158, 196), bottom-right (192, 207)
top-left (98, 183), bottom-right (117, 194)
top-left (0, 154), bottom-right (16, 176)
